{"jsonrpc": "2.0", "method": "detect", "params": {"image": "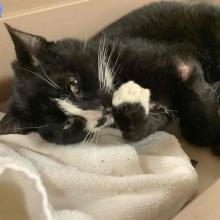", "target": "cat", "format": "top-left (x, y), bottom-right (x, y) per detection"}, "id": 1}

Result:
top-left (1, 1), bottom-right (220, 155)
